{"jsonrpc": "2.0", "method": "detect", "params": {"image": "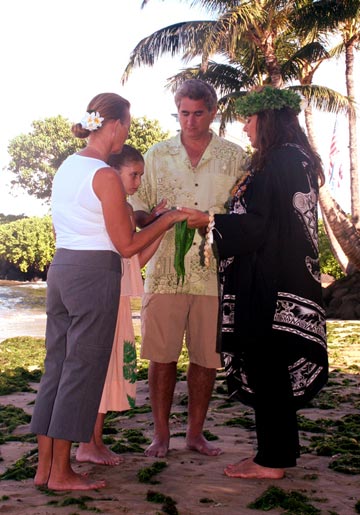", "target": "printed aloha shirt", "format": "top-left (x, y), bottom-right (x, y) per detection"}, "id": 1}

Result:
top-left (130, 131), bottom-right (247, 295)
